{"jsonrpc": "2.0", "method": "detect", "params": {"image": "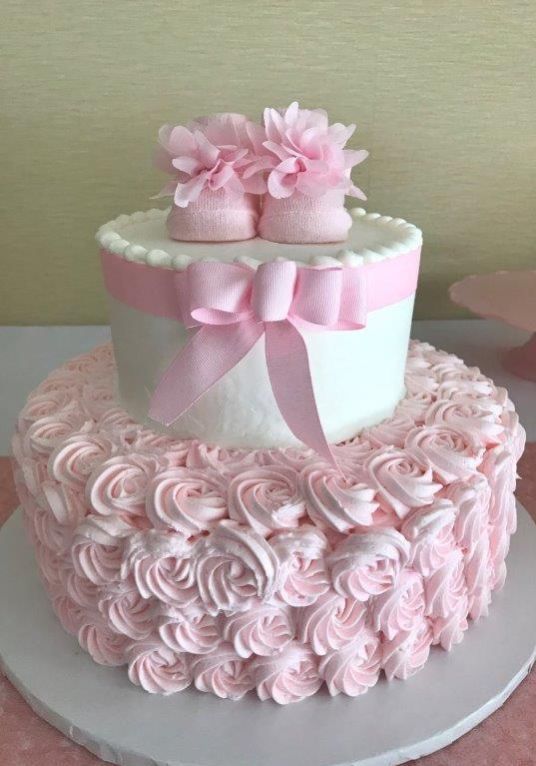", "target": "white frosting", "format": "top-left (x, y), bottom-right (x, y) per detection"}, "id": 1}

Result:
top-left (101, 208), bottom-right (420, 448)
top-left (96, 208), bottom-right (422, 270)
top-left (109, 294), bottom-right (415, 448)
